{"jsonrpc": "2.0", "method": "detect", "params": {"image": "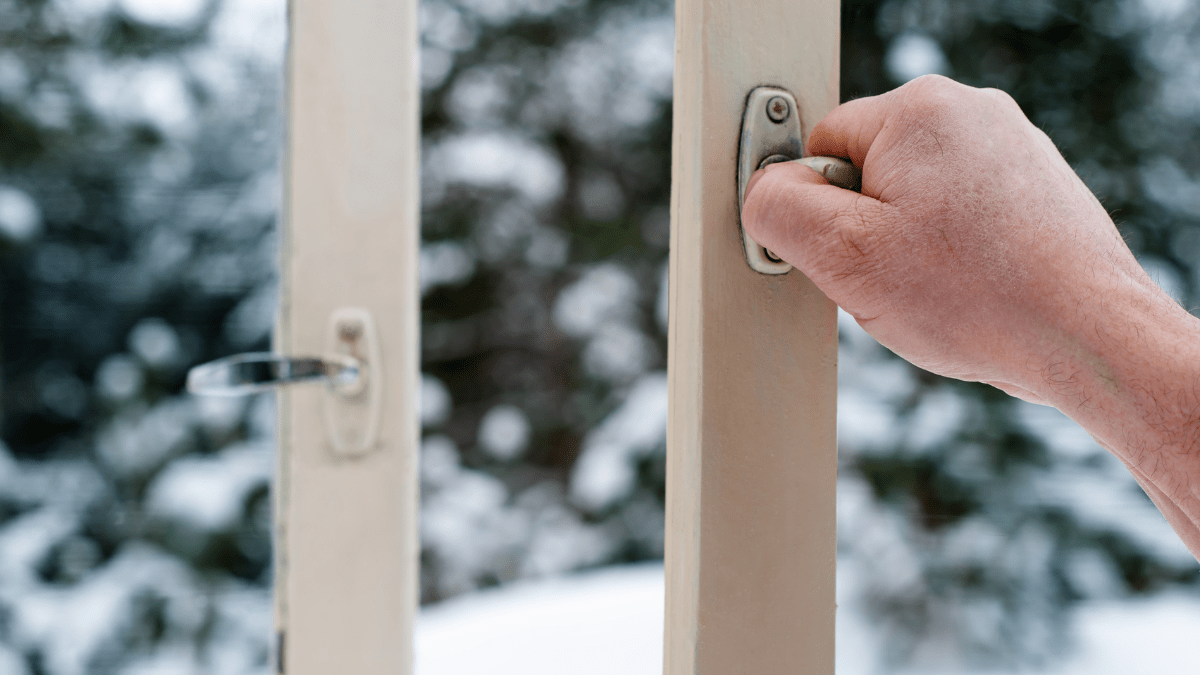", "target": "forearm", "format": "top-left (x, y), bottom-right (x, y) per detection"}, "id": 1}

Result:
top-left (1040, 287), bottom-right (1200, 559)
